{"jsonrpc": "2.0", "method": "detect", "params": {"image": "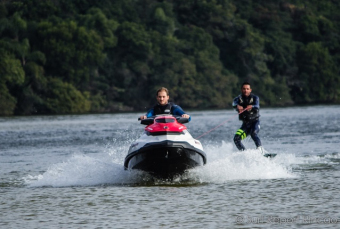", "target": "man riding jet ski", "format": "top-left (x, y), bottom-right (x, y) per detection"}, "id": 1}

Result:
top-left (125, 87), bottom-right (206, 178)
top-left (139, 87), bottom-right (191, 121)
